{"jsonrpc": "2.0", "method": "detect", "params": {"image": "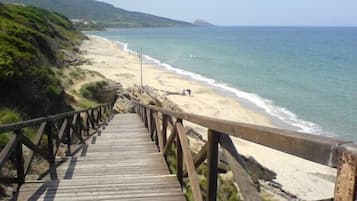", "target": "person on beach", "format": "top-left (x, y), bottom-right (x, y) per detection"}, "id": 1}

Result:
top-left (182, 89), bottom-right (192, 96)
top-left (187, 89), bottom-right (191, 96)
